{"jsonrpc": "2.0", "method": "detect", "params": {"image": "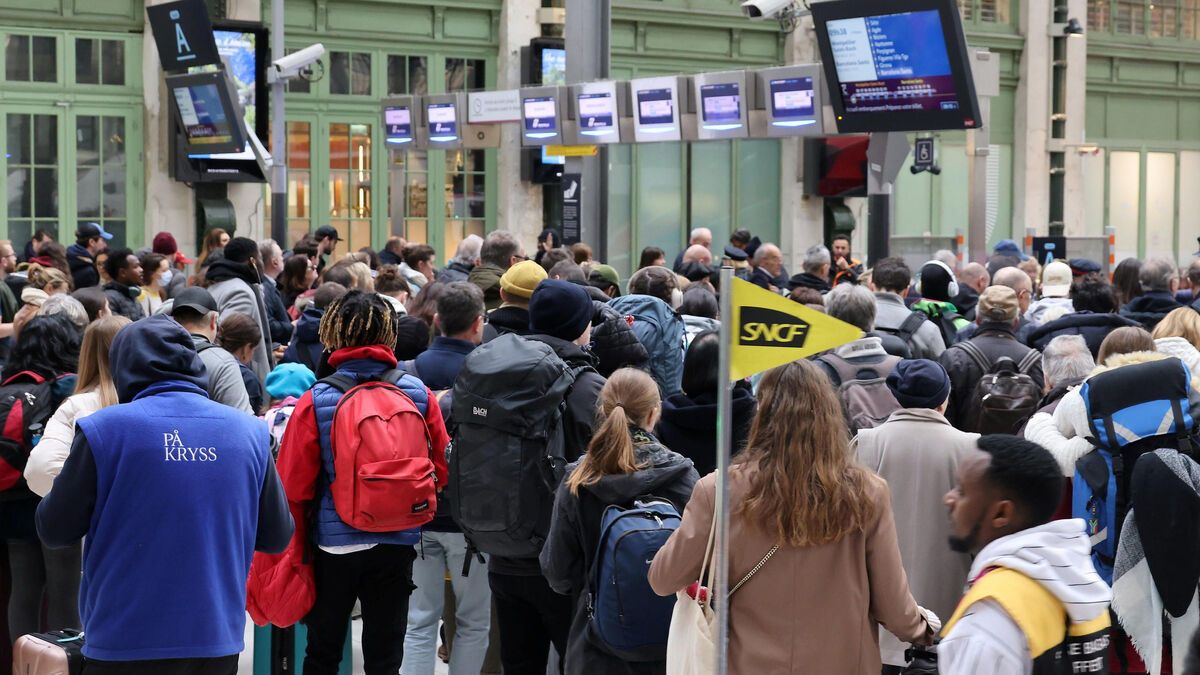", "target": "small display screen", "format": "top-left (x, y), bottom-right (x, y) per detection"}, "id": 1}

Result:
top-left (636, 88), bottom-right (675, 126)
top-left (826, 9), bottom-right (959, 114)
top-left (541, 48), bottom-right (566, 86)
top-left (427, 102), bottom-right (458, 140)
top-left (385, 106), bottom-right (412, 144)
top-left (771, 77), bottom-right (816, 120)
top-left (523, 96), bottom-right (558, 137)
top-left (700, 83), bottom-right (742, 124)
top-left (541, 146), bottom-right (565, 166)
top-left (173, 82), bottom-right (236, 146)
top-left (578, 92), bottom-right (616, 135)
